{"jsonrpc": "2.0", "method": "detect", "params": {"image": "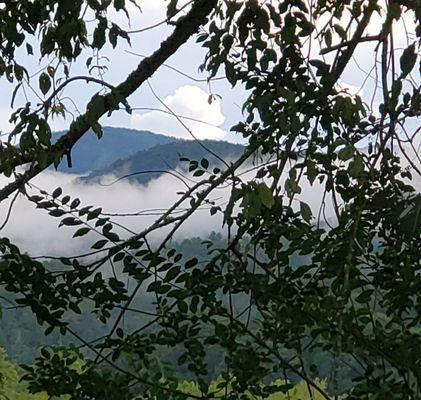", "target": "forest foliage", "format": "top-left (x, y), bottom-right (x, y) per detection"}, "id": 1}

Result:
top-left (0, 0), bottom-right (420, 399)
